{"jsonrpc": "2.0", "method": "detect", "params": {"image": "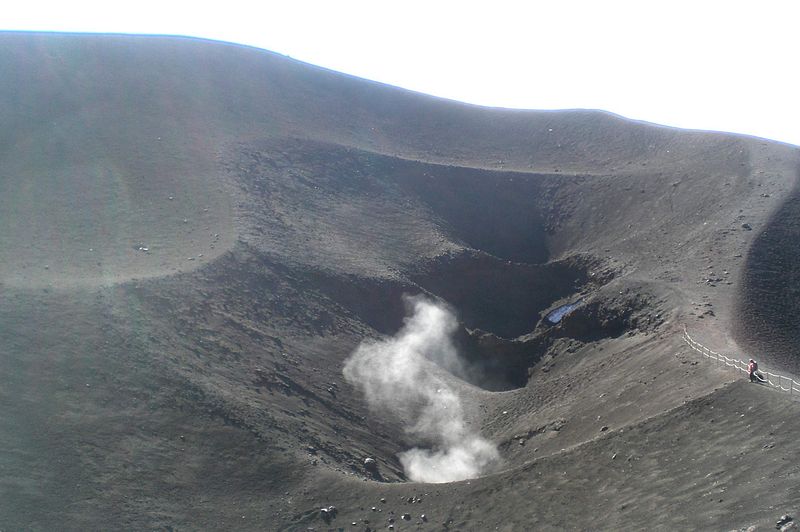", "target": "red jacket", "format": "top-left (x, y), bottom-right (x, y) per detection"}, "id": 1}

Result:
top-left (748, 361), bottom-right (758, 374)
